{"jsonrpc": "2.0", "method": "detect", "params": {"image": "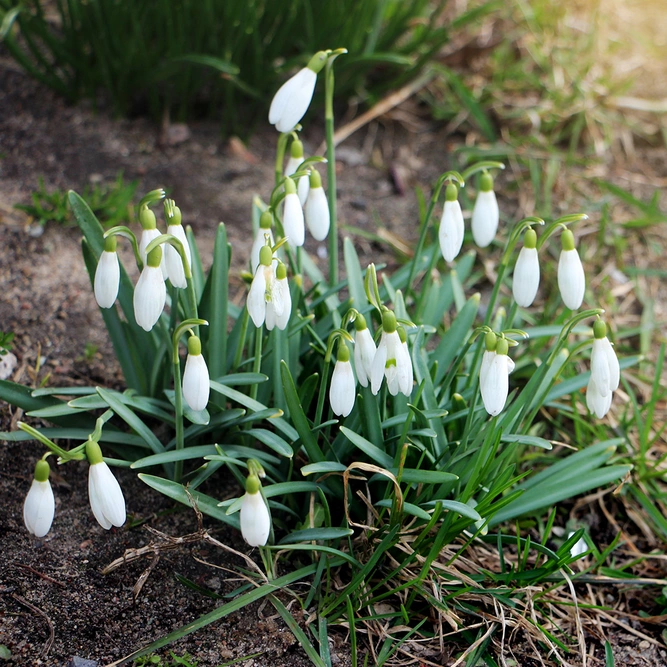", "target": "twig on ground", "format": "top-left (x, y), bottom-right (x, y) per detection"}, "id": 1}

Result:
top-left (11, 593), bottom-right (54, 657)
